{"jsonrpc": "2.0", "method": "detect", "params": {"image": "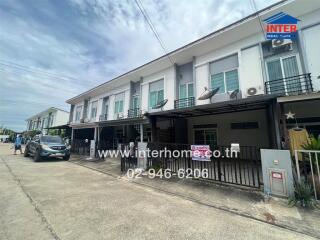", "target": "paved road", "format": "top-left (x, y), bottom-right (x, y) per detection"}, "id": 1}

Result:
top-left (0, 143), bottom-right (317, 240)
